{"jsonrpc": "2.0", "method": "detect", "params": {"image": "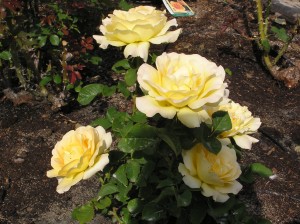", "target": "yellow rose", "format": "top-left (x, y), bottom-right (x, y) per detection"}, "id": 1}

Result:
top-left (136, 52), bottom-right (228, 127)
top-left (178, 143), bottom-right (242, 202)
top-left (93, 6), bottom-right (181, 62)
top-left (216, 101), bottom-right (261, 149)
top-left (47, 126), bottom-right (112, 194)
